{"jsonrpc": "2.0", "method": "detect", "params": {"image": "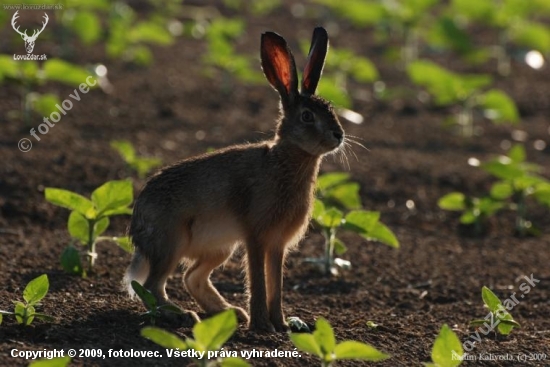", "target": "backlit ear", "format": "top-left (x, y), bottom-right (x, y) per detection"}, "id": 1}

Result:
top-left (261, 31), bottom-right (298, 107)
top-left (301, 27), bottom-right (328, 96)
